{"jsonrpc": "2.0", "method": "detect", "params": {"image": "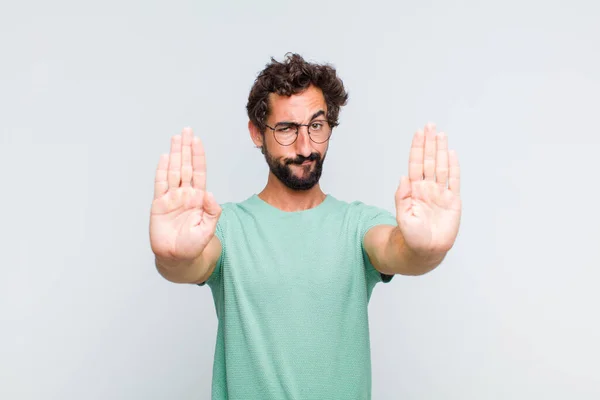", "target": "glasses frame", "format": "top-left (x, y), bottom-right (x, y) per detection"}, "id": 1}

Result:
top-left (264, 119), bottom-right (333, 146)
